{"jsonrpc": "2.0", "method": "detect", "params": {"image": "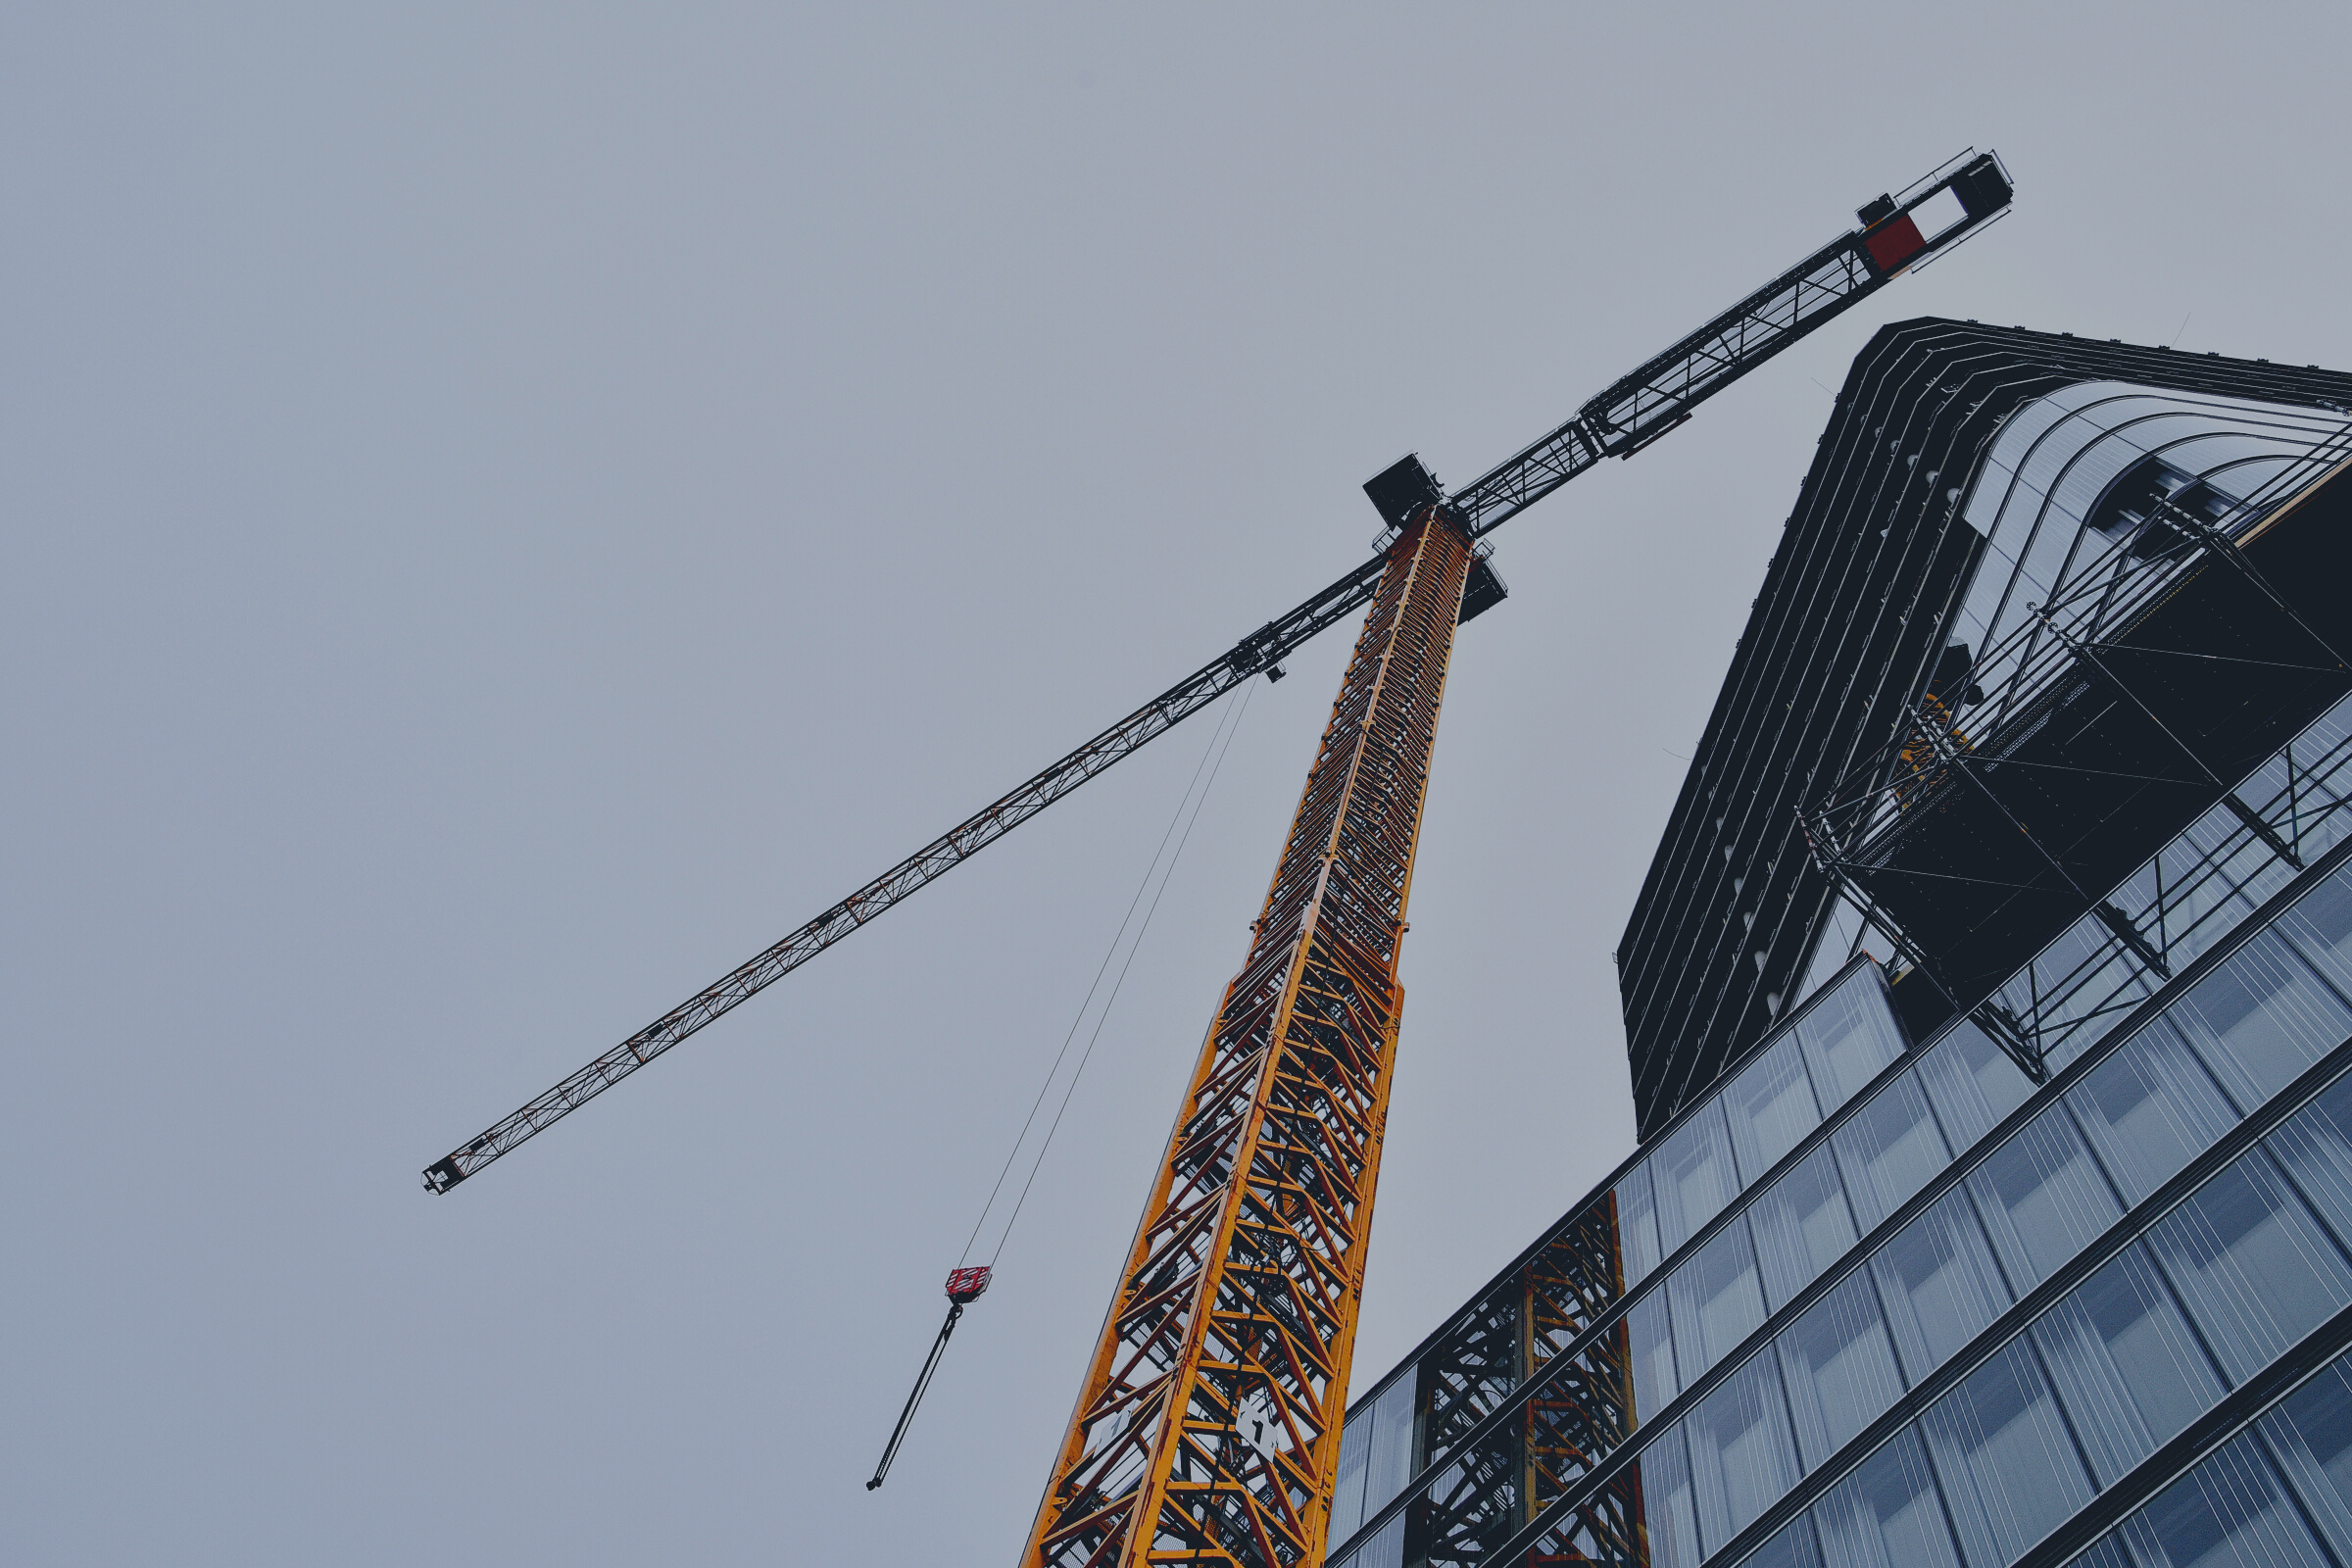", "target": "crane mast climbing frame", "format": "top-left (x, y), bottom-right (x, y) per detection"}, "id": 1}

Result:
top-left (1022, 512), bottom-right (1473, 1568)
